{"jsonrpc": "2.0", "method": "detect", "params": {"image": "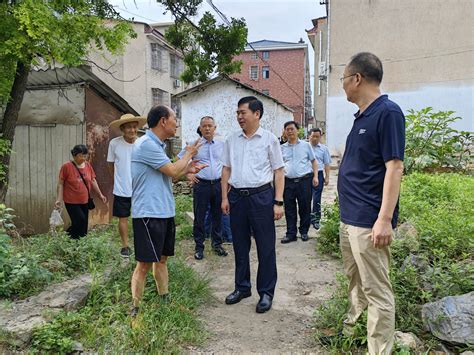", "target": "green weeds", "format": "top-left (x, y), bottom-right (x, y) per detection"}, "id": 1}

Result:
top-left (314, 173), bottom-right (474, 352)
